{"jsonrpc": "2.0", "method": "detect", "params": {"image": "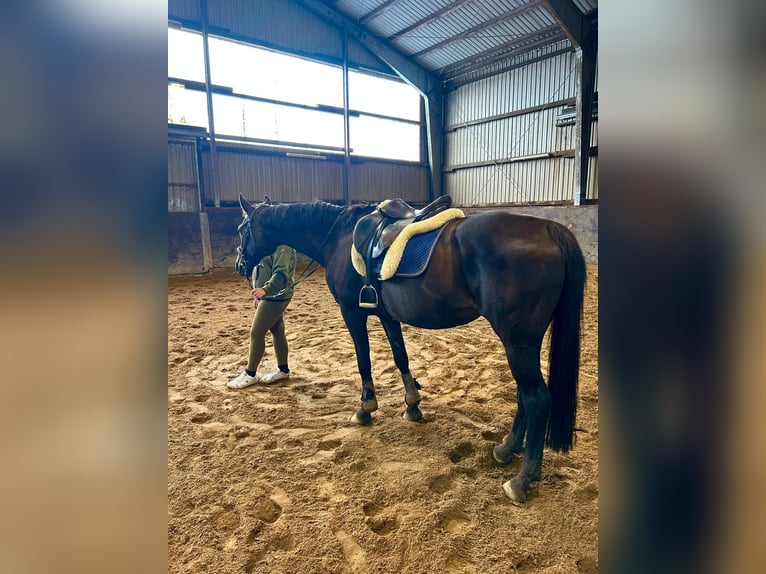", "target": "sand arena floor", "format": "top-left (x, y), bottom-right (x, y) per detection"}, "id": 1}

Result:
top-left (168, 265), bottom-right (598, 573)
